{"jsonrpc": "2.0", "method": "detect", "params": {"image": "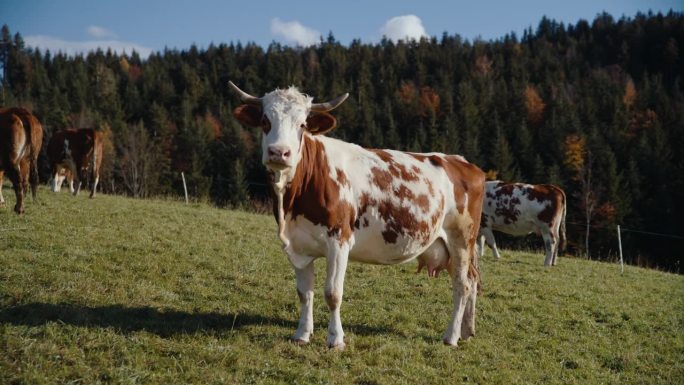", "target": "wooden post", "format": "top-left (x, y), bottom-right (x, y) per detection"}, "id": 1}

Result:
top-left (617, 225), bottom-right (624, 274)
top-left (181, 172), bottom-right (189, 204)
